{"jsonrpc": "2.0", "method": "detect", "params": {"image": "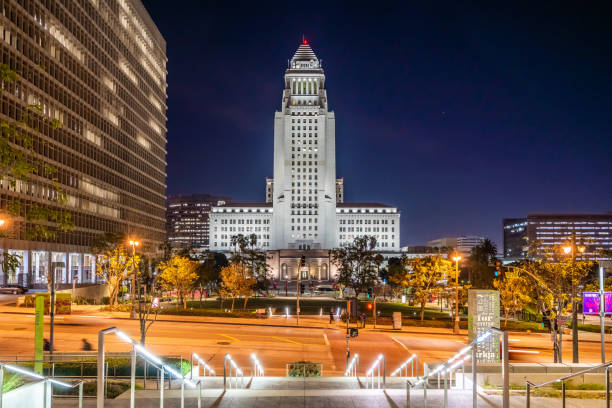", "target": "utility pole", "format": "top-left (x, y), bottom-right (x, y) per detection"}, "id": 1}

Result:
top-left (297, 255), bottom-right (305, 326)
top-left (452, 255), bottom-right (462, 335)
